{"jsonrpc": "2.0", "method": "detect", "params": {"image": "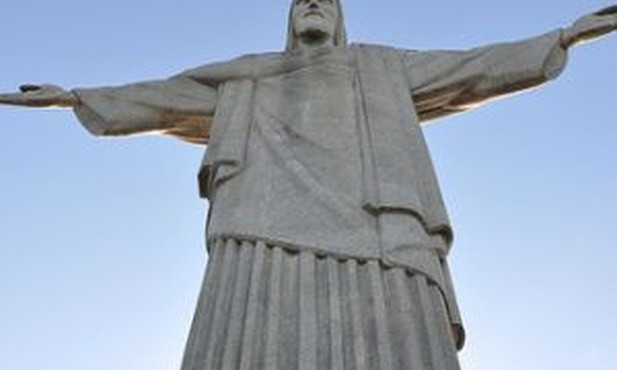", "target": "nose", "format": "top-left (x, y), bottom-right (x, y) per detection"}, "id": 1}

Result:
top-left (308, 0), bottom-right (319, 9)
